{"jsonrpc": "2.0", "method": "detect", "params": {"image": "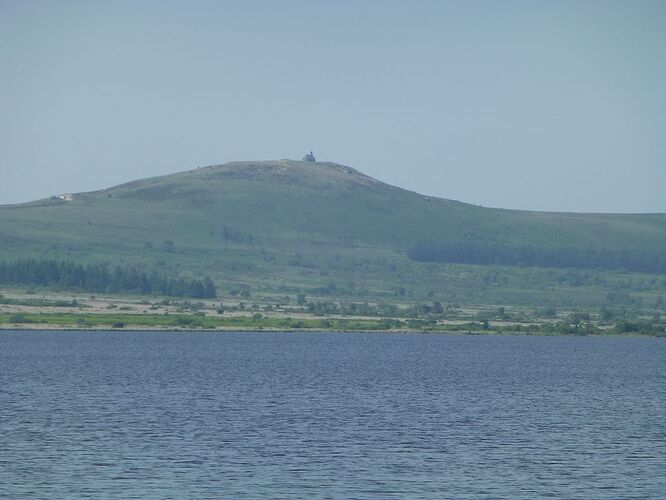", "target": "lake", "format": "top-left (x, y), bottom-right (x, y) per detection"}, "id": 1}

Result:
top-left (1, 331), bottom-right (665, 498)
